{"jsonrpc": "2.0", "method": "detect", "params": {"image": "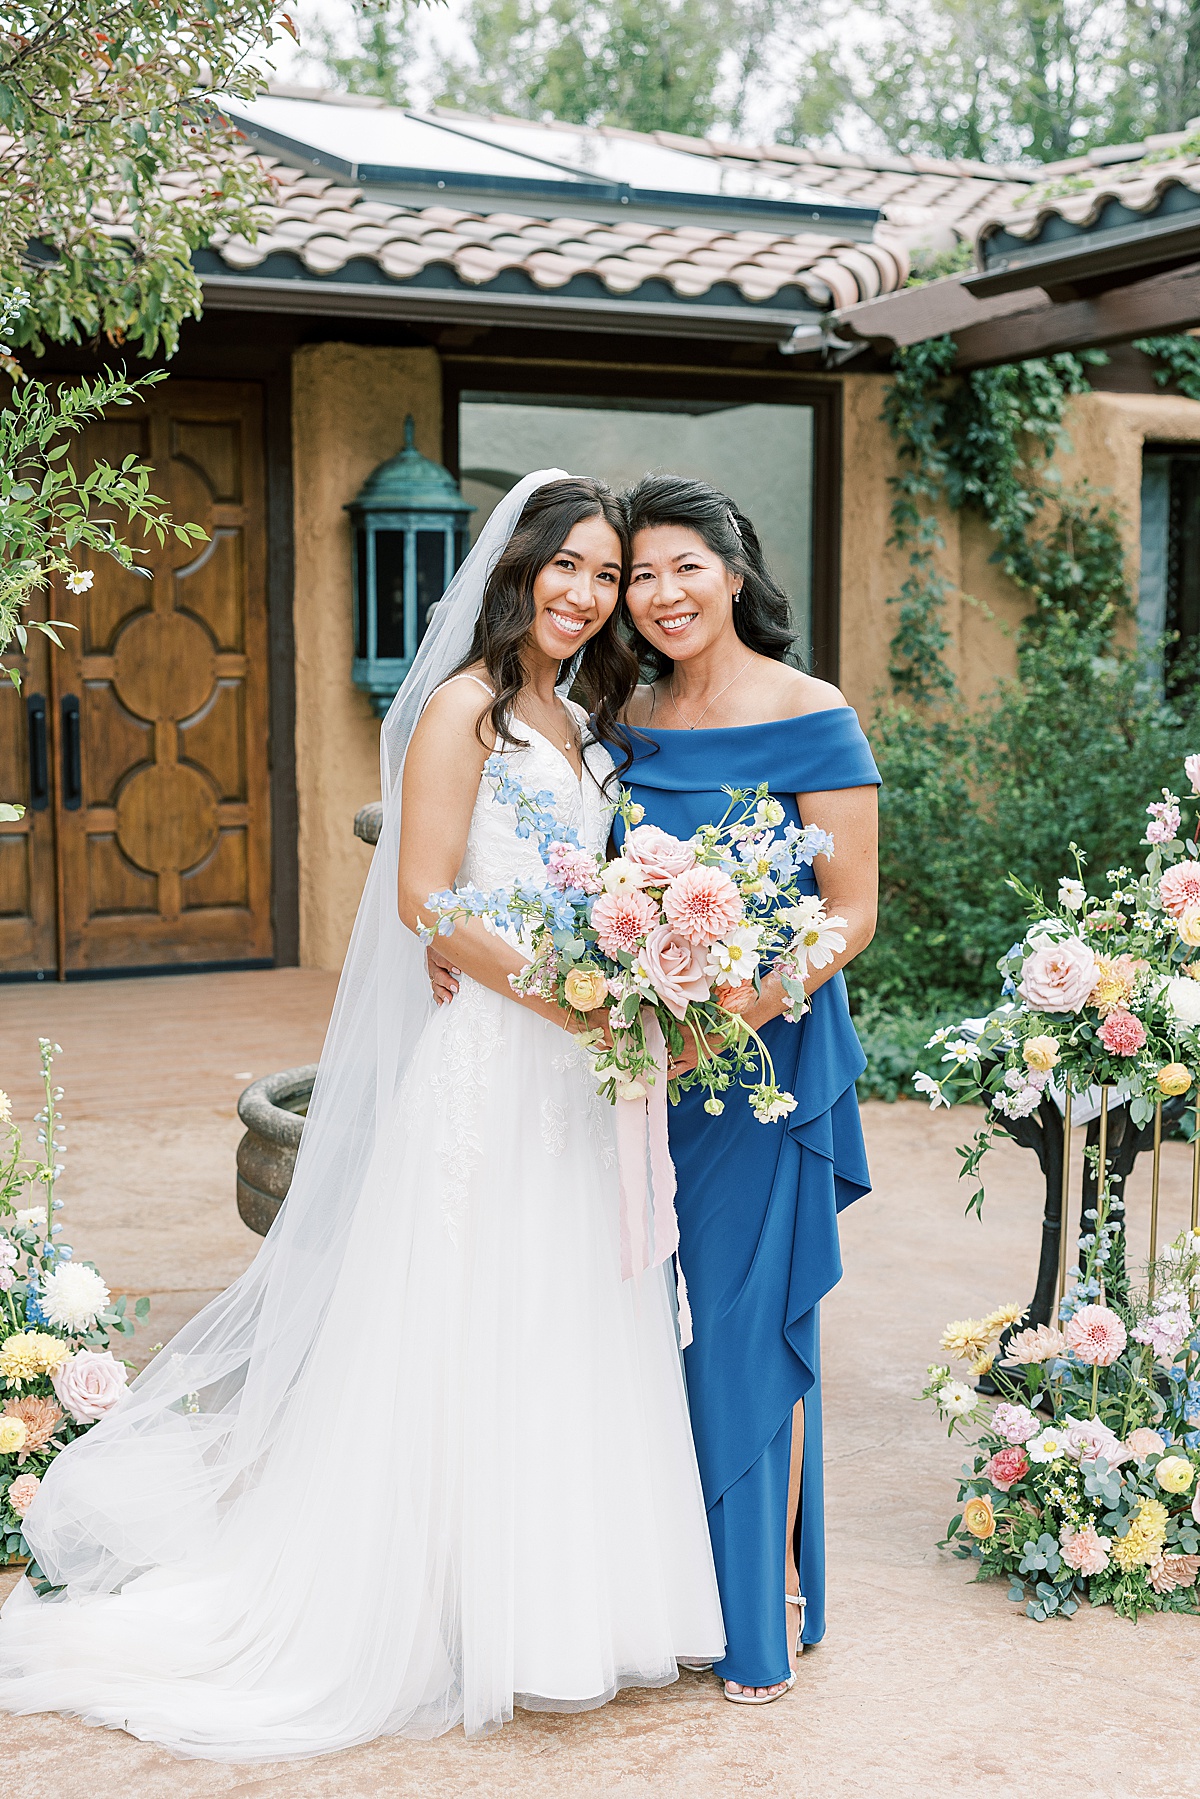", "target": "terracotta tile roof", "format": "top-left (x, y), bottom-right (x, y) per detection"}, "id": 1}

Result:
top-left (193, 153), bottom-right (909, 310)
top-left (970, 131), bottom-right (1200, 251)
